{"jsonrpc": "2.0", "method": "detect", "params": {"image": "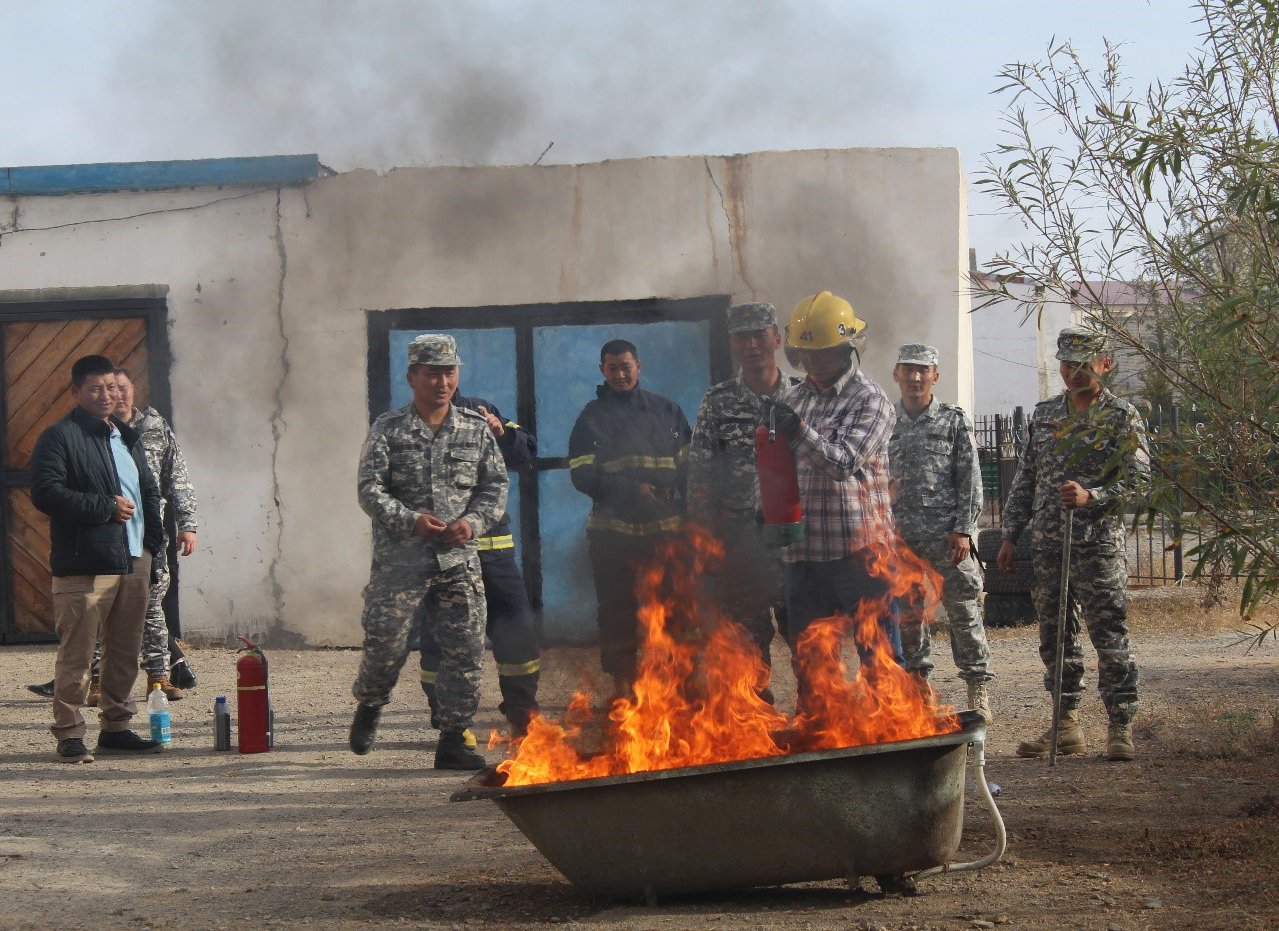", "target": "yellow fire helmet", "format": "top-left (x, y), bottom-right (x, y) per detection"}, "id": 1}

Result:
top-left (785, 290), bottom-right (868, 353)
